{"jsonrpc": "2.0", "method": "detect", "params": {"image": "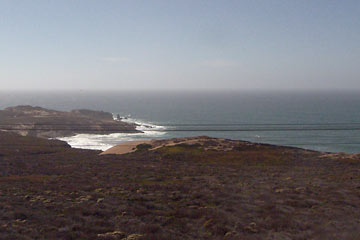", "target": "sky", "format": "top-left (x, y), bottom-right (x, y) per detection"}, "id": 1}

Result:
top-left (0, 0), bottom-right (359, 91)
